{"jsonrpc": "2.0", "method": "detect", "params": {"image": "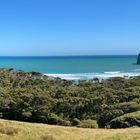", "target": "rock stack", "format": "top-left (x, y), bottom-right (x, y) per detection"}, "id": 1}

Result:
top-left (137, 53), bottom-right (140, 64)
